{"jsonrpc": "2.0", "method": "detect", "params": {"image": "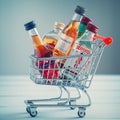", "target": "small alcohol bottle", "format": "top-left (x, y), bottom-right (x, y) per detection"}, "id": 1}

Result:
top-left (42, 22), bottom-right (65, 50)
top-left (24, 21), bottom-right (59, 79)
top-left (24, 21), bottom-right (53, 57)
top-left (54, 5), bottom-right (86, 57)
